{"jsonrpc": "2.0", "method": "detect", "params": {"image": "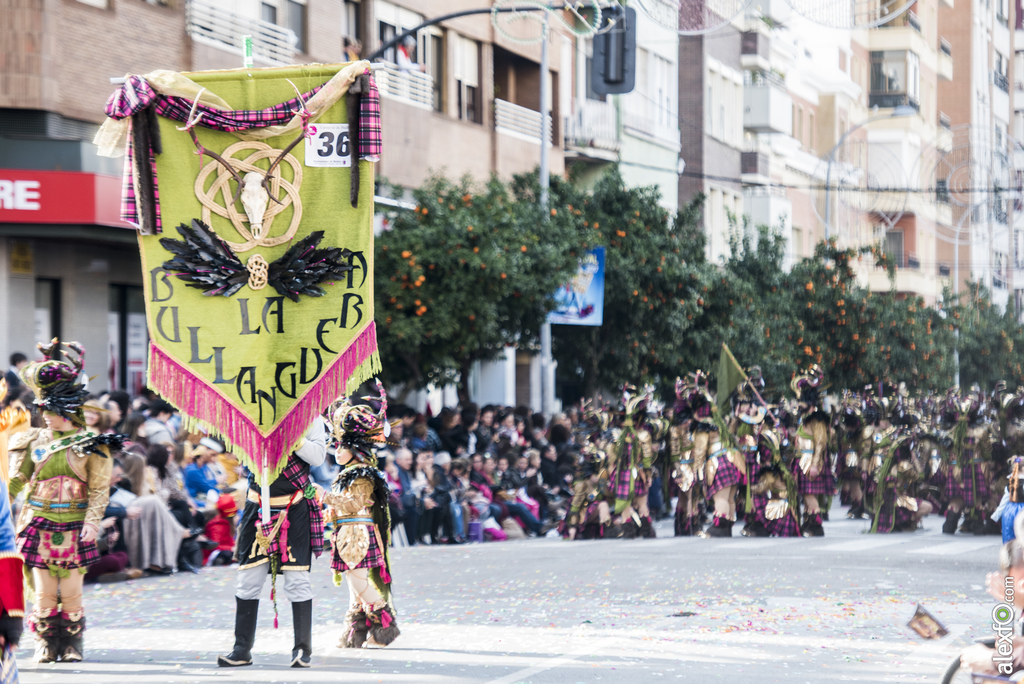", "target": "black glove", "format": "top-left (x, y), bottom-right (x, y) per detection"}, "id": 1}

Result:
top-left (0, 614), bottom-right (23, 648)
